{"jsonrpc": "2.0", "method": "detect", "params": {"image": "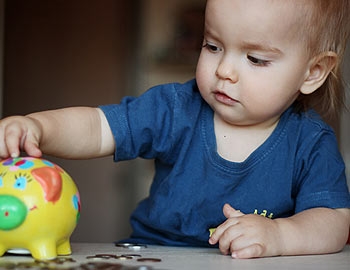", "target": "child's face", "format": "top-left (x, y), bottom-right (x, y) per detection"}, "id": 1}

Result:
top-left (196, 0), bottom-right (312, 127)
